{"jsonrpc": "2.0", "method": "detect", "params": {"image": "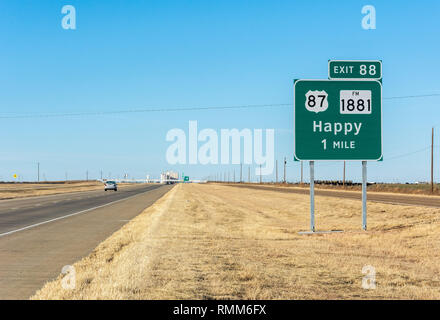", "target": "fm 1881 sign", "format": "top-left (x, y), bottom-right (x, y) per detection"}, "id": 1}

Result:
top-left (294, 79), bottom-right (382, 161)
